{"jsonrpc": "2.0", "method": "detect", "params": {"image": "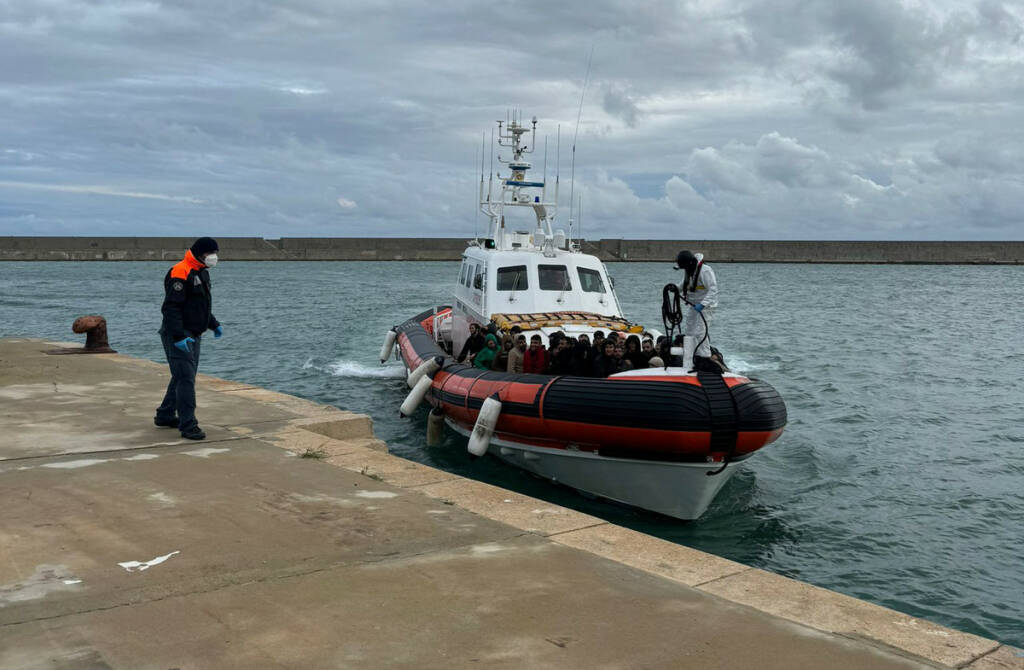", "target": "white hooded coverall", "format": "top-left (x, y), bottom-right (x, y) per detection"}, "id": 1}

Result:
top-left (677, 253), bottom-right (718, 359)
